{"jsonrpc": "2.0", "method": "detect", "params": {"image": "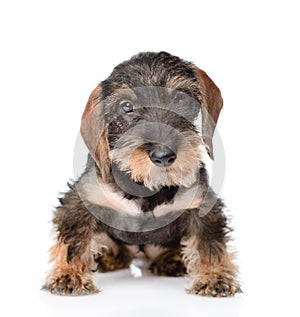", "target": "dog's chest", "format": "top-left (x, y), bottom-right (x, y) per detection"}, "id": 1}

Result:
top-left (83, 180), bottom-right (203, 216)
top-left (77, 168), bottom-right (203, 244)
